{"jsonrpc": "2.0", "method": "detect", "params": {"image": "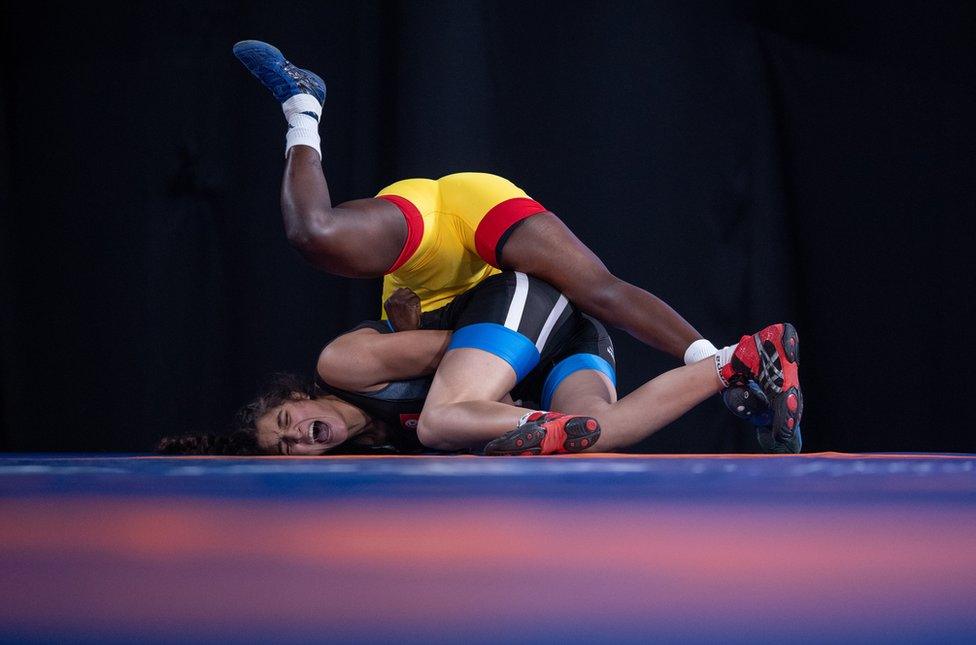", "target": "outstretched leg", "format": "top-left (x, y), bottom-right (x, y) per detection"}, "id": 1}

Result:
top-left (486, 323), bottom-right (802, 455)
top-left (555, 359), bottom-right (723, 451)
top-left (501, 213), bottom-right (707, 362)
top-left (484, 359), bottom-right (722, 455)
